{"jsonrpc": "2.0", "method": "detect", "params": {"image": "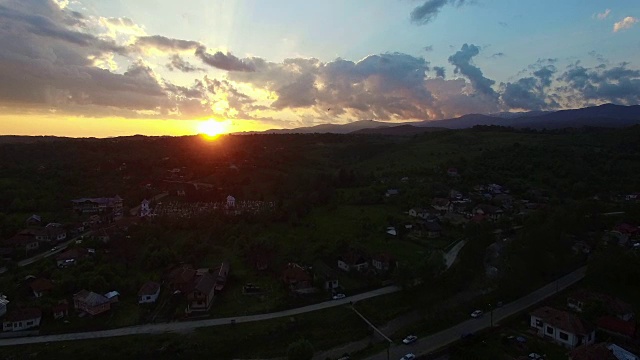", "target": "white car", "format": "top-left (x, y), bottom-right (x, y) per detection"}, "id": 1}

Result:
top-left (332, 293), bottom-right (346, 300)
top-left (402, 335), bottom-right (418, 344)
top-left (471, 310), bottom-right (483, 318)
top-left (400, 354), bottom-right (415, 360)
top-left (529, 353), bottom-right (543, 359)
